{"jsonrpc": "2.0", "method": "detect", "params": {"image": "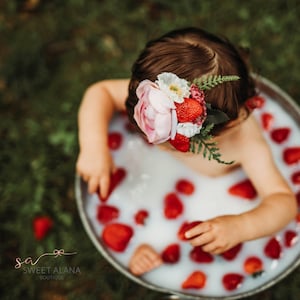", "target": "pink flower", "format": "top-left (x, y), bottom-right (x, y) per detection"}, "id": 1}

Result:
top-left (134, 80), bottom-right (177, 144)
